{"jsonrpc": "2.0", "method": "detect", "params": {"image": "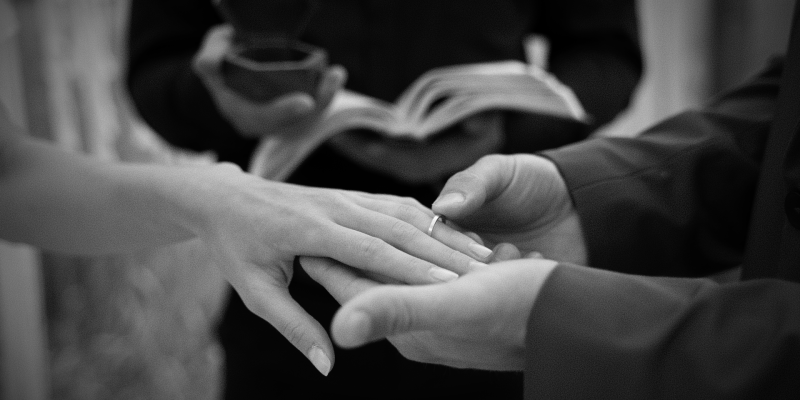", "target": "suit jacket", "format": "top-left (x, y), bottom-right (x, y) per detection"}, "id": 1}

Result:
top-left (525, 5), bottom-right (800, 398)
